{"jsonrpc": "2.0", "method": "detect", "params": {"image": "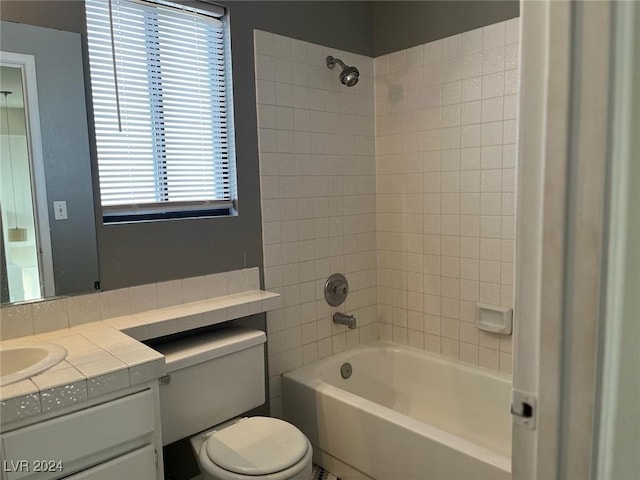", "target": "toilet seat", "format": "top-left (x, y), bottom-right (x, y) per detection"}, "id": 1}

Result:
top-left (198, 417), bottom-right (312, 480)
